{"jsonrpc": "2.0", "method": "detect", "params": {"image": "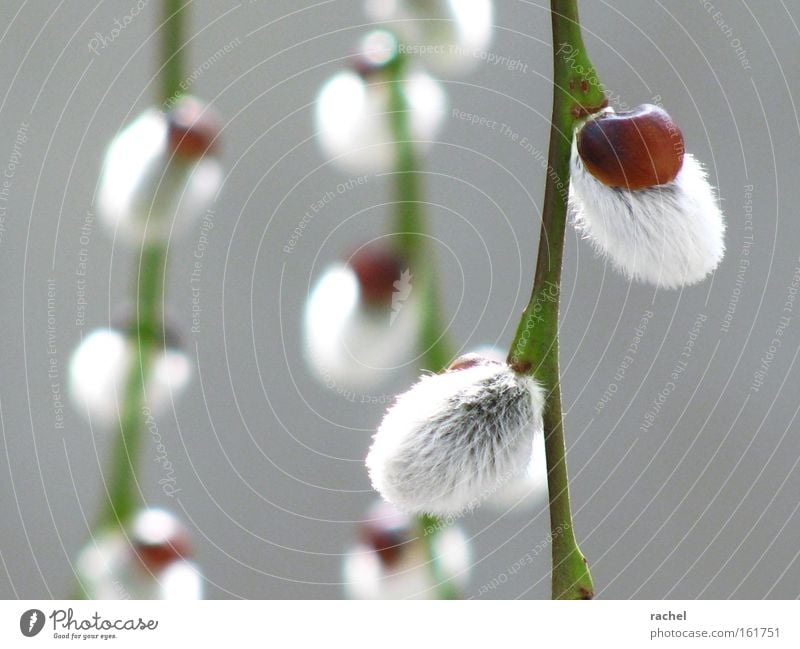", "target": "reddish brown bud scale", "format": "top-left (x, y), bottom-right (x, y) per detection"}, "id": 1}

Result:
top-left (134, 535), bottom-right (191, 573)
top-left (348, 243), bottom-right (406, 306)
top-left (167, 97), bottom-right (221, 158)
top-left (350, 30), bottom-right (398, 78)
top-left (577, 104), bottom-right (684, 190)
top-left (359, 502), bottom-right (412, 567)
top-left (130, 509), bottom-right (193, 573)
top-left (351, 55), bottom-right (383, 78)
top-left (447, 353), bottom-right (501, 372)
top-left (112, 304), bottom-right (183, 350)
top-left (350, 49), bottom-right (392, 79)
